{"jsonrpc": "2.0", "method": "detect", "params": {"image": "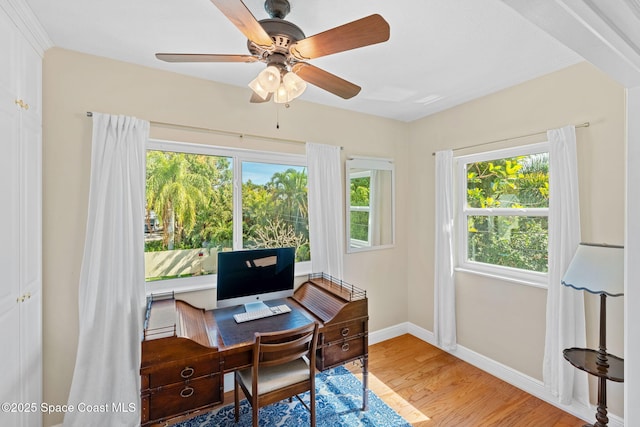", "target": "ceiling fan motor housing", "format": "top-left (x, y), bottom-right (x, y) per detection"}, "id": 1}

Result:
top-left (247, 19), bottom-right (305, 64)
